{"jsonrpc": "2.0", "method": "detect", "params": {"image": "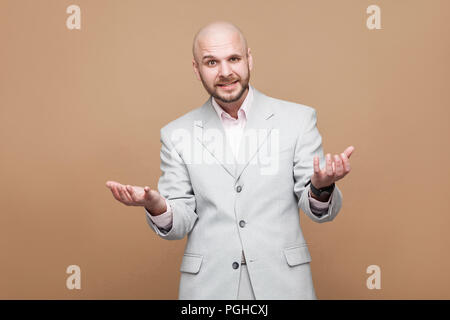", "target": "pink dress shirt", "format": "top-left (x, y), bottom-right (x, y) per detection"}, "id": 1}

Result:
top-left (146, 85), bottom-right (332, 230)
